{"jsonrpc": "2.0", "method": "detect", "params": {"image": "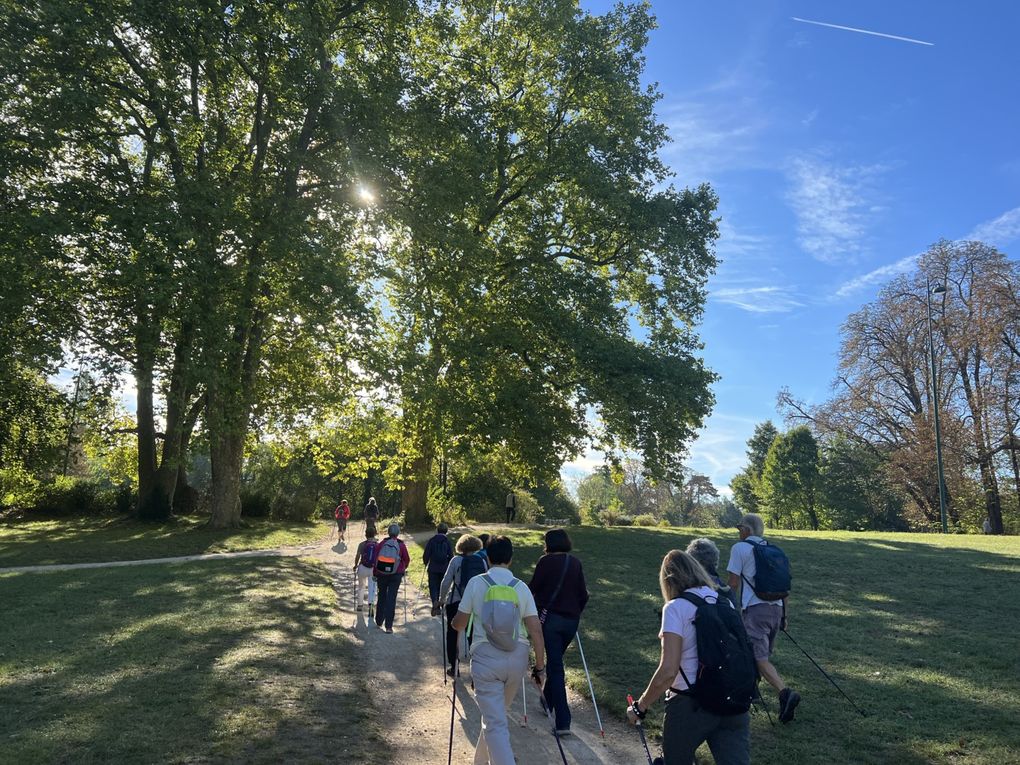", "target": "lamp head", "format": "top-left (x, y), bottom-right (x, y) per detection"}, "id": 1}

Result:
top-left (930, 283), bottom-right (947, 295)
